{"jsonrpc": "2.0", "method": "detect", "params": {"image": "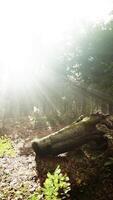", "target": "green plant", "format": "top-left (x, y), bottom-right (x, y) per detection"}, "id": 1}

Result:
top-left (42, 165), bottom-right (71, 200)
top-left (28, 188), bottom-right (43, 200)
top-left (0, 136), bottom-right (15, 157)
top-left (29, 193), bottom-right (40, 200)
top-left (29, 166), bottom-right (71, 200)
